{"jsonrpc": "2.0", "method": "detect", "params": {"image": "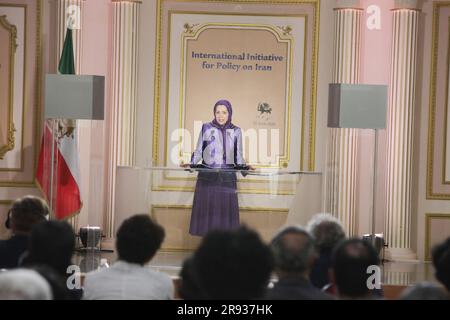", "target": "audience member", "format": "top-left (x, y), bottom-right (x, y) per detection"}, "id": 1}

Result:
top-left (331, 238), bottom-right (380, 299)
top-left (83, 214), bottom-right (173, 300)
top-left (306, 213), bottom-right (345, 289)
top-left (192, 226), bottom-right (273, 299)
top-left (0, 196), bottom-right (48, 269)
top-left (21, 220), bottom-right (81, 299)
top-left (0, 269), bottom-right (52, 300)
top-left (400, 282), bottom-right (449, 300)
top-left (266, 225), bottom-right (332, 300)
